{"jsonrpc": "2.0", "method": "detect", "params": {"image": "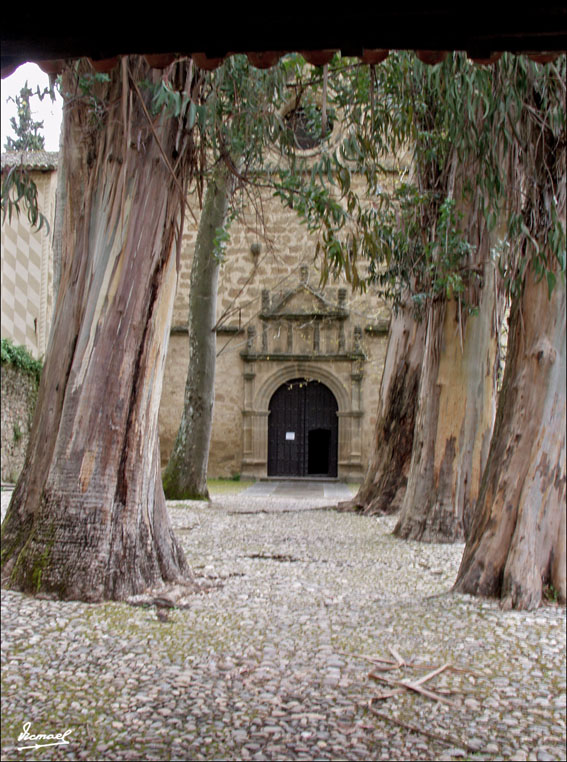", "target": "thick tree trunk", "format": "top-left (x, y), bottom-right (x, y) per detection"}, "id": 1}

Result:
top-left (338, 302), bottom-right (425, 514)
top-left (454, 259), bottom-right (566, 609)
top-left (454, 60), bottom-right (566, 610)
top-left (162, 164), bottom-right (233, 500)
top-left (1, 57), bottom-right (195, 601)
top-left (394, 235), bottom-right (504, 543)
